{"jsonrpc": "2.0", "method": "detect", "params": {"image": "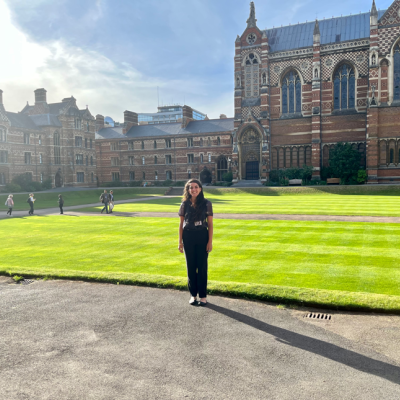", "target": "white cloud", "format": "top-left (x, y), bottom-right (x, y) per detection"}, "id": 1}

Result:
top-left (0, 0), bottom-right (232, 120)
